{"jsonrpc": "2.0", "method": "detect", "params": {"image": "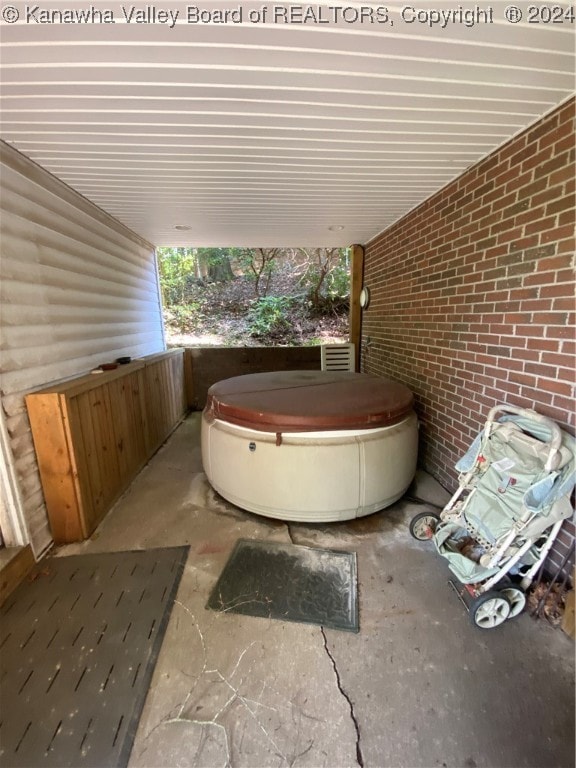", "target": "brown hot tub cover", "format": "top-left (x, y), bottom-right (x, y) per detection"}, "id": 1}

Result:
top-left (204, 371), bottom-right (414, 433)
